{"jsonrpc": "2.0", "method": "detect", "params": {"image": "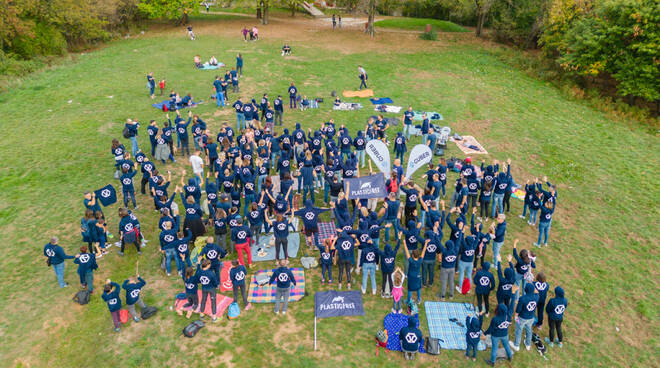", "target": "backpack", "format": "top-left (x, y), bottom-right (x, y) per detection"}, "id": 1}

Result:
top-left (387, 179), bottom-right (398, 194)
top-left (120, 309), bottom-right (130, 324)
top-left (425, 337), bottom-right (441, 355)
top-left (73, 289), bottom-right (91, 305)
top-left (141, 306), bottom-right (158, 320)
top-left (80, 218), bottom-right (91, 240)
top-left (461, 277), bottom-right (471, 295)
top-left (407, 300), bottom-right (419, 316)
top-left (162, 104), bottom-right (168, 112)
top-left (375, 329), bottom-right (388, 345)
top-left (183, 320), bottom-right (205, 338)
top-left (227, 302), bottom-right (240, 319)
top-left (122, 126), bottom-right (131, 139)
